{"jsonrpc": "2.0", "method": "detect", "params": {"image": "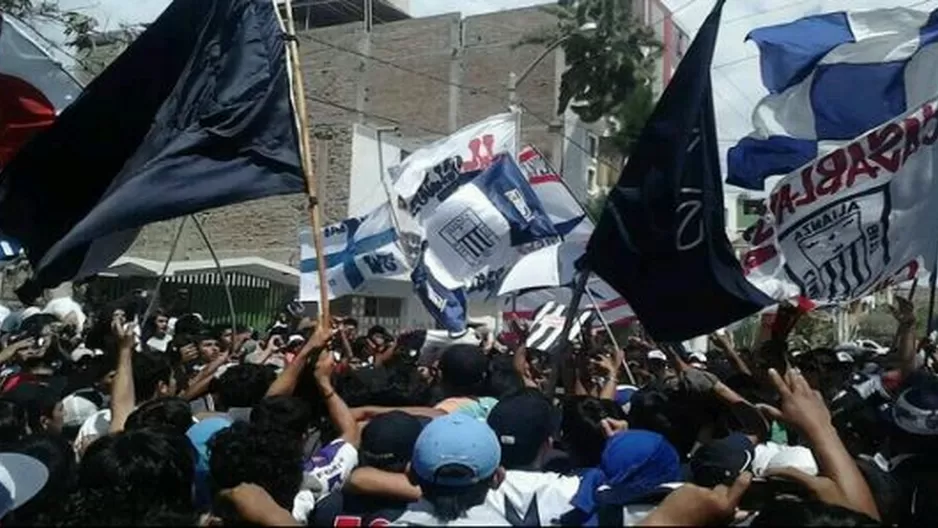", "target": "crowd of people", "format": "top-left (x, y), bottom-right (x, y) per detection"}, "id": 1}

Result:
top-left (0, 287), bottom-right (932, 526)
